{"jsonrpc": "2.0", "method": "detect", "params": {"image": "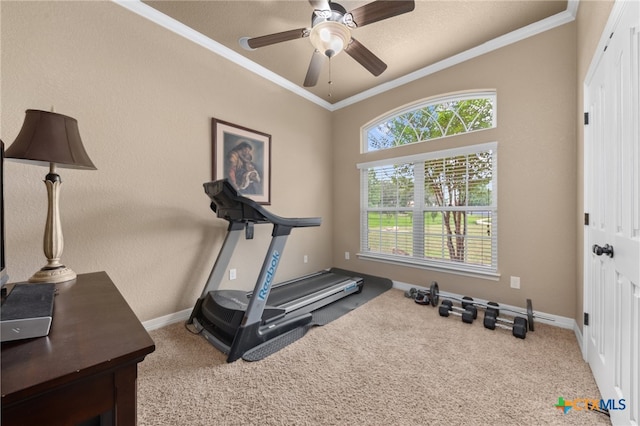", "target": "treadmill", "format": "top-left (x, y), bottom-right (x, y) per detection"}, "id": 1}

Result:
top-left (188, 179), bottom-right (363, 362)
